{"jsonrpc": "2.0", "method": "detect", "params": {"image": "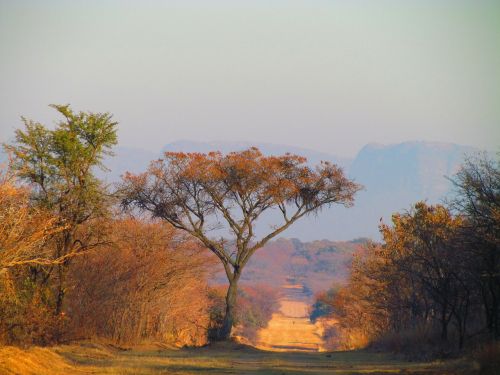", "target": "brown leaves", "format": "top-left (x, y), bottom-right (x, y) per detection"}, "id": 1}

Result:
top-left (122, 148), bottom-right (361, 230)
top-left (67, 218), bottom-right (217, 346)
top-left (0, 168), bottom-right (66, 270)
top-left (120, 148), bottom-right (361, 338)
top-left (121, 148), bottom-right (361, 281)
